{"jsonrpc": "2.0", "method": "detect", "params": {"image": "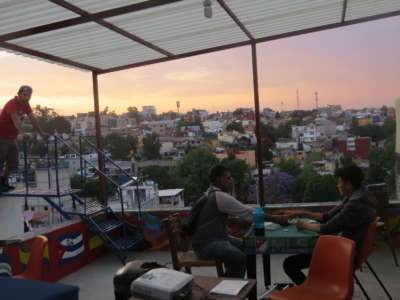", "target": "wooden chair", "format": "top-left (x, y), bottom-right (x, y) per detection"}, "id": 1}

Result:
top-left (163, 214), bottom-right (224, 276)
top-left (367, 183), bottom-right (399, 267)
top-left (269, 235), bottom-right (355, 300)
top-left (14, 235), bottom-right (48, 281)
top-left (354, 217), bottom-right (394, 300)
